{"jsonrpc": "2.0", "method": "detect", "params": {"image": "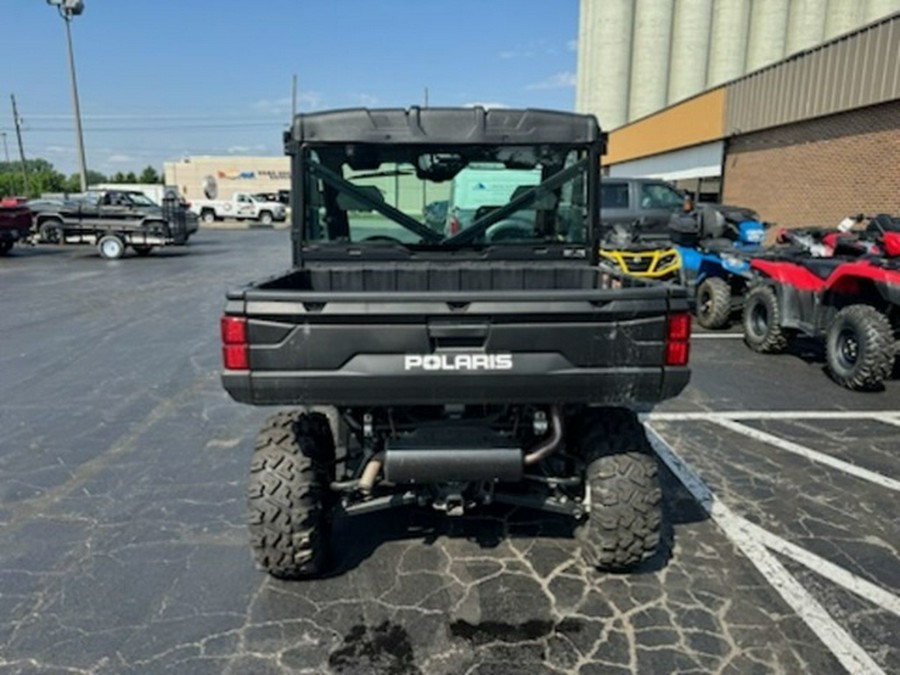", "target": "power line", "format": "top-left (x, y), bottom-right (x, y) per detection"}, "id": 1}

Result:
top-left (0, 122), bottom-right (288, 133)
